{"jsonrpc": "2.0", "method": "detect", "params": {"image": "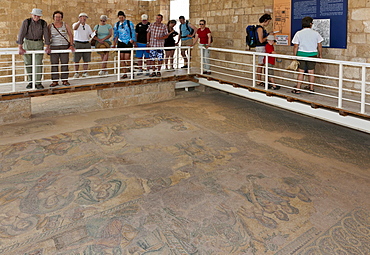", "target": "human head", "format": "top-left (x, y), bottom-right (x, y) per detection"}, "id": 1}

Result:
top-left (100, 15), bottom-right (108, 24)
top-left (259, 14), bottom-right (272, 25)
top-left (167, 19), bottom-right (176, 28)
top-left (179, 15), bottom-right (185, 24)
top-left (156, 14), bottom-right (163, 24)
top-left (302, 16), bottom-right (313, 28)
top-left (53, 11), bottom-right (63, 20)
top-left (79, 13), bottom-right (88, 23)
top-left (266, 34), bottom-right (275, 45)
top-left (141, 14), bottom-right (148, 24)
top-left (30, 8), bottom-right (42, 21)
top-left (199, 19), bottom-right (206, 26)
top-left (117, 11), bottom-right (126, 22)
